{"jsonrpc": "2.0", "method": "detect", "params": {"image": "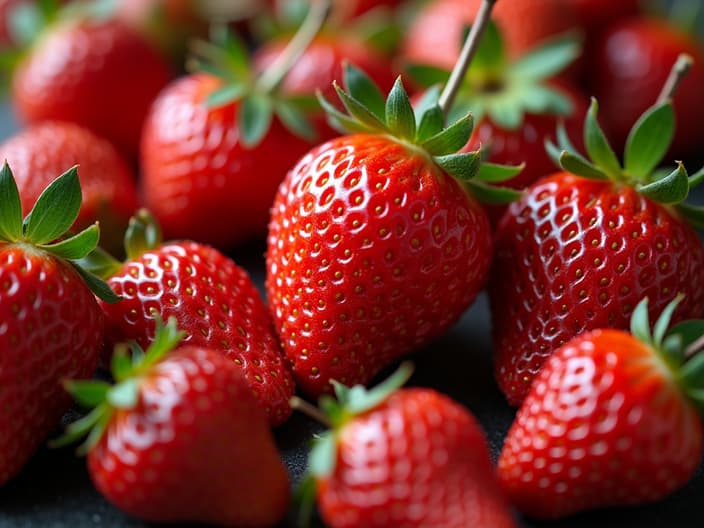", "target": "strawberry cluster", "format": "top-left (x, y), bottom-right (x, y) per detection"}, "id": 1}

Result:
top-left (1, 0), bottom-right (704, 527)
